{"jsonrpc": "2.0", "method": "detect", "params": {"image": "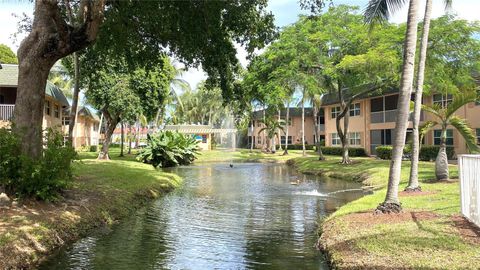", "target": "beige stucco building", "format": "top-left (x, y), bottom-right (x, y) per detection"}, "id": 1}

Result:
top-left (0, 64), bottom-right (69, 132)
top-left (251, 90), bottom-right (480, 156)
top-left (62, 106), bottom-right (100, 149)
